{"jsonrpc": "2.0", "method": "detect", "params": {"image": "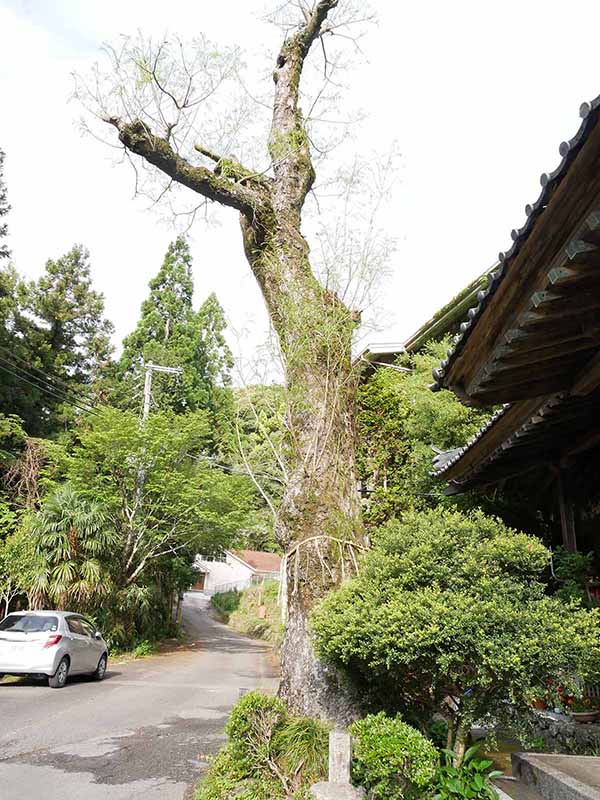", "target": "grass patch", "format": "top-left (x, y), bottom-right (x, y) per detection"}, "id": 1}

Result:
top-left (228, 582), bottom-right (283, 647)
top-left (111, 638), bottom-right (160, 662)
top-left (211, 589), bottom-right (242, 623)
